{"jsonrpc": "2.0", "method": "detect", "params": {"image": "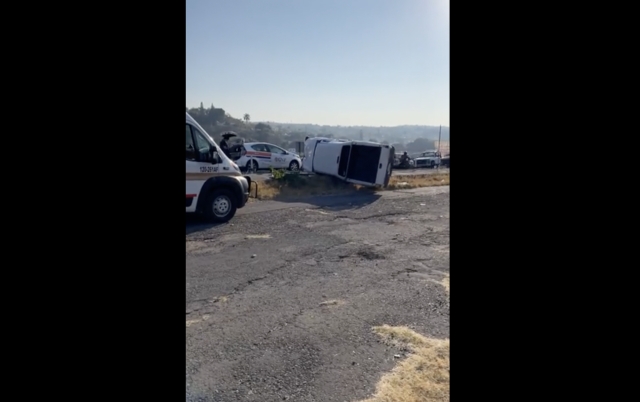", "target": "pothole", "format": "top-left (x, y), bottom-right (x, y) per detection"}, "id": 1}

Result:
top-left (357, 250), bottom-right (386, 260)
